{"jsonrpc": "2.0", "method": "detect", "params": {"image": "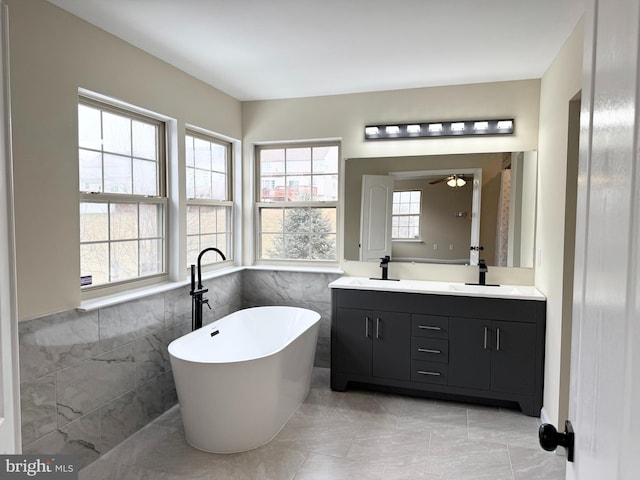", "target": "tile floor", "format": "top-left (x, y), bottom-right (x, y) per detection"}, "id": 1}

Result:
top-left (79, 368), bottom-right (565, 480)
